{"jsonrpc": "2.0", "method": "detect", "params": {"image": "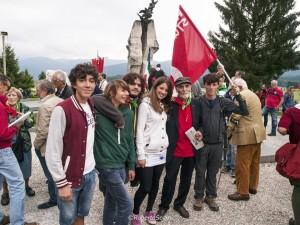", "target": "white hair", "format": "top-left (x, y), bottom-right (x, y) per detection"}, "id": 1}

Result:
top-left (52, 70), bottom-right (66, 82)
top-left (234, 78), bottom-right (248, 90)
top-left (46, 69), bottom-right (70, 85)
top-left (271, 80), bottom-right (278, 85)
